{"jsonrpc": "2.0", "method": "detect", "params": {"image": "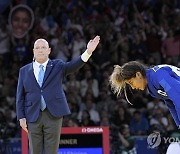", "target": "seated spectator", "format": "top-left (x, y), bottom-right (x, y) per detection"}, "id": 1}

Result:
top-left (89, 42), bottom-right (110, 71)
top-left (67, 118), bottom-right (79, 127)
top-left (51, 35), bottom-right (70, 61)
top-left (96, 89), bottom-right (115, 114)
top-left (80, 69), bottom-right (99, 98)
top-left (0, 17), bottom-right (10, 61)
top-left (77, 98), bottom-right (100, 124)
top-left (147, 98), bottom-right (168, 118)
top-left (161, 29), bottom-right (180, 65)
top-left (78, 91), bottom-right (95, 111)
top-left (1, 76), bottom-right (16, 97)
top-left (64, 73), bottom-right (80, 95)
top-left (130, 110), bottom-right (149, 135)
top-left (65, 82), bottom-right (81, 106)
top-left (147, 98), bottom-right (167, 111)
top-left (149, 108), bottom-right (168, 128)
top-left (145, 25), bottom-right (162, 64)
top-left (40, 15), bottom-right (59, 36)
top-left (14, 39), bottom-right (29, 62)
top-left (69, 31), bottom-right (86, 60)
top-left (129, 30), bottom-right (148, 62)
top-left (78, 110), bottom-right (96, 126)
top-left (99, 110), bottom-right (112, 127)
top-left (100, 116), bottom-right (110, 126)
top-left (111, 105), bottom-right (131, 128)
top-left (118, 124), bottom-right (137, 154)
